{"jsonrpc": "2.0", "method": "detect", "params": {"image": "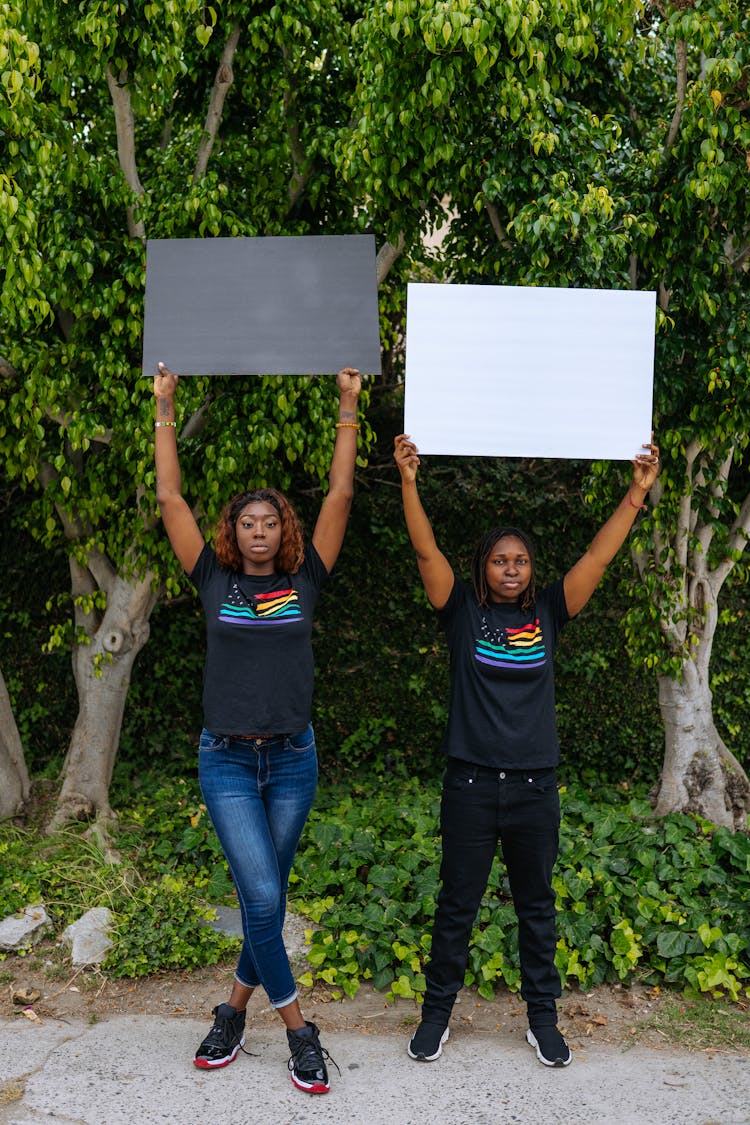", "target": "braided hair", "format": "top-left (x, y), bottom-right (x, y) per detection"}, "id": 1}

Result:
top-left (470, 526), bottom-right (536, 611)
